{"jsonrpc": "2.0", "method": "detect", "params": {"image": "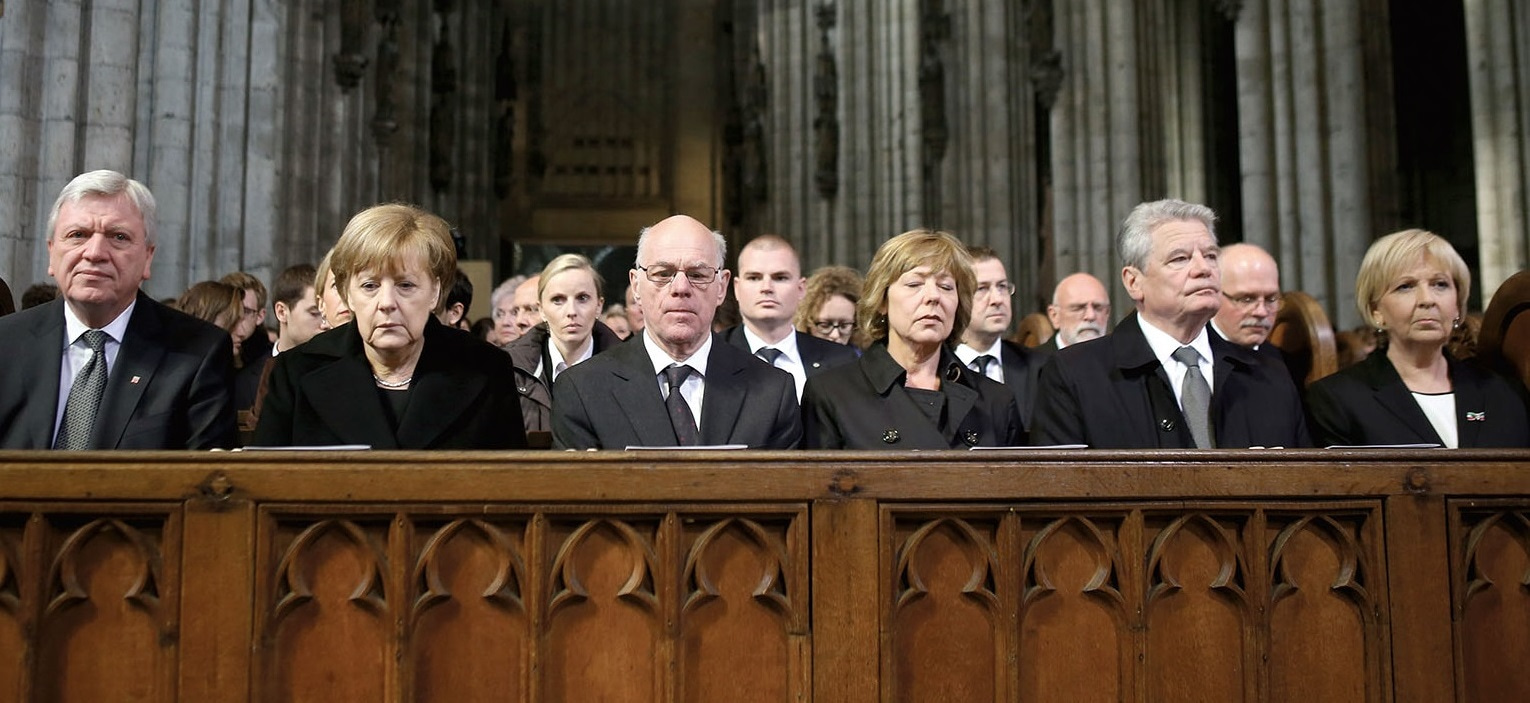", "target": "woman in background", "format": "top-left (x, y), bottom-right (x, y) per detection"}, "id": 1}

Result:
top-left (176, 281), bottom-right (247, 364)
top-left (313, 249), bottom-right (353, 331)
top-left (1307, 229), bottom-right (1529, 447)
top-left (507, 254), bottom-right (623, 437)
top-left (796, 265), bottom-right (867, 350)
